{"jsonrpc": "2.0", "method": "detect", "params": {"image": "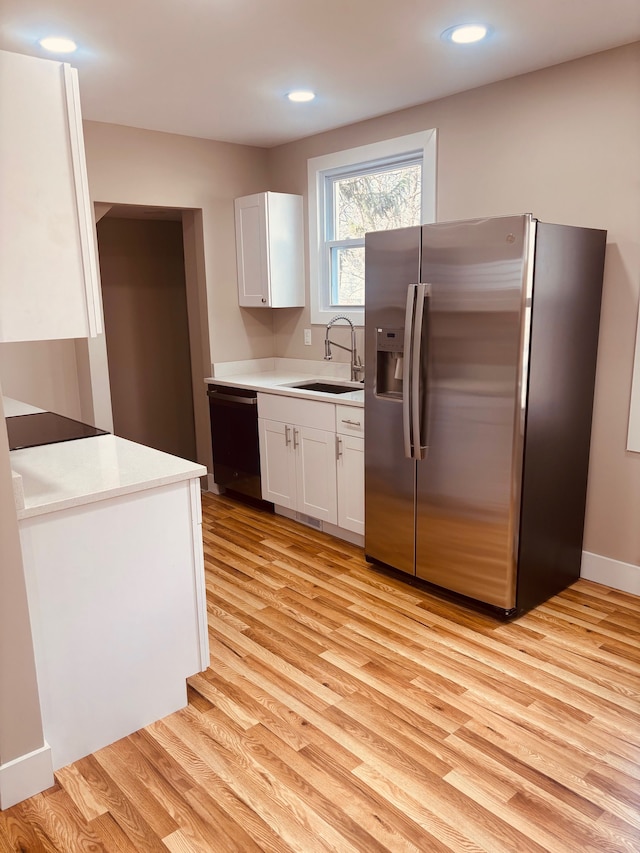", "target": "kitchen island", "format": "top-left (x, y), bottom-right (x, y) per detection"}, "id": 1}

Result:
top-left (8, 416), bottom-right (209, 770)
